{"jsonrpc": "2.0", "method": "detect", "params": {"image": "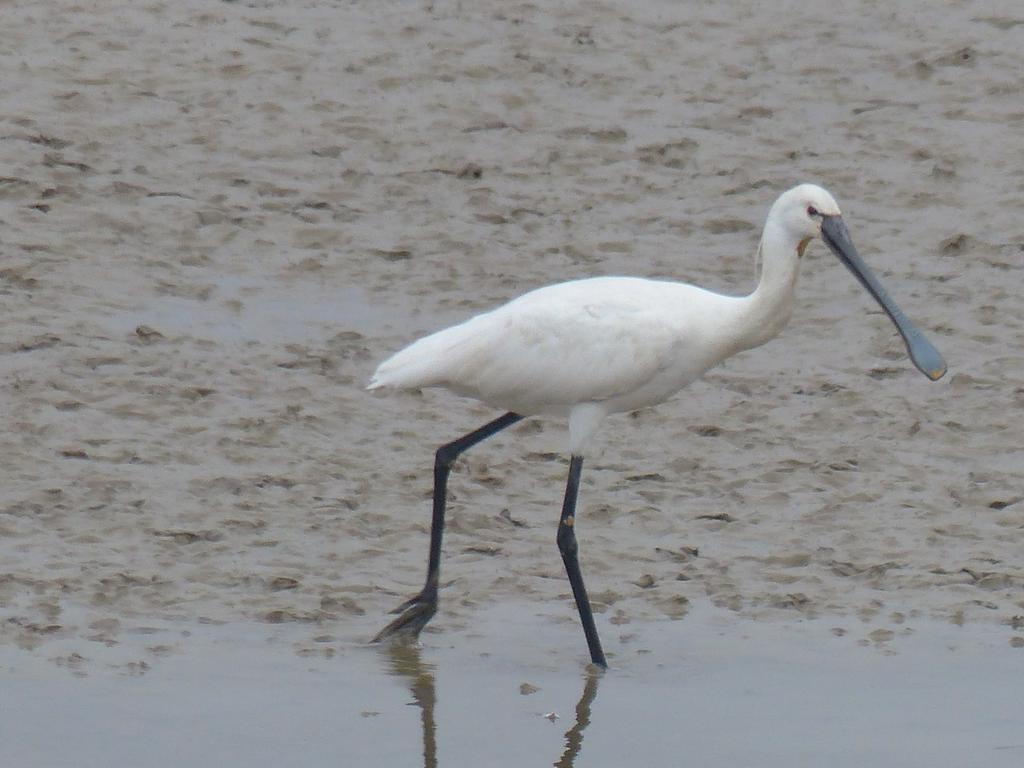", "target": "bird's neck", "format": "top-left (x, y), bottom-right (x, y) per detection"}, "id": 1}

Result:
top-left (733, 221), bottom-right (803, 351)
